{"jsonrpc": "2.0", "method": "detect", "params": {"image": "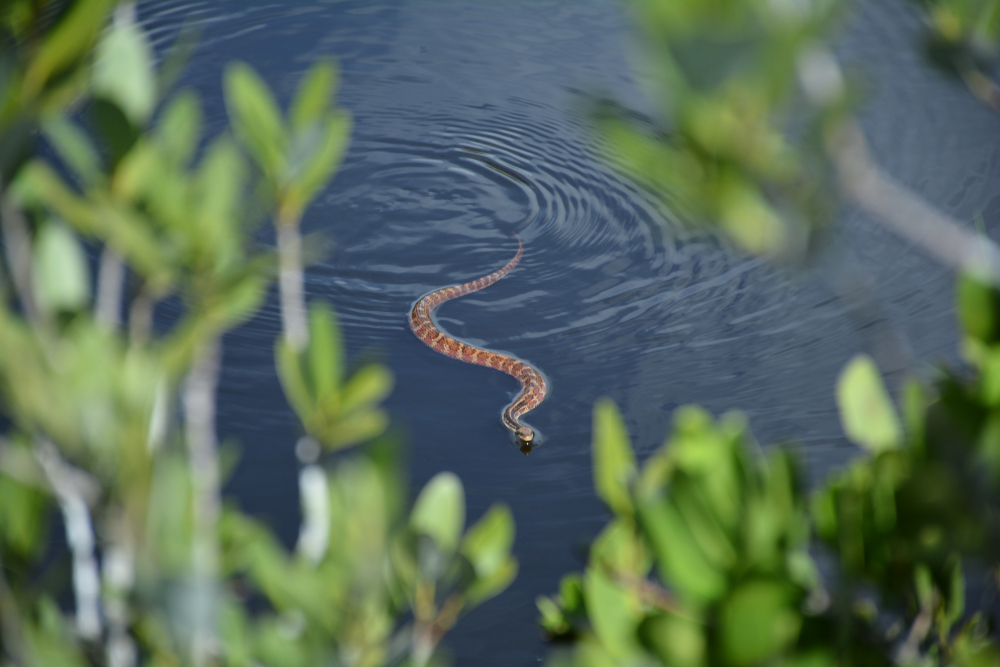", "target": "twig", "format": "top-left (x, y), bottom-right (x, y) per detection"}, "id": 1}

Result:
top-left (295, 437), bottom-right (329, 565)
top-left (183, 337), bottom-right (221, 666)
top-left (0, 552), bottom-right (28, 666)
top-left (33, 439), bottom-right (102, 641)
top-left (829, 121), bottom-right (1000, 287)
top-left (95, 247), bottom-right (124, 329)
top-left (277, 221), bottom-right (308, 352)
